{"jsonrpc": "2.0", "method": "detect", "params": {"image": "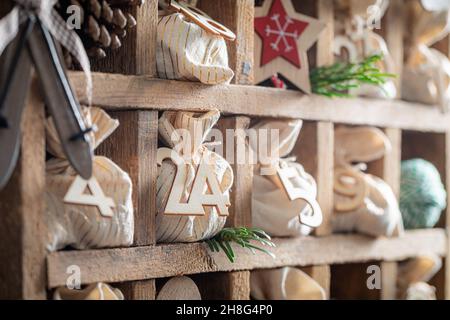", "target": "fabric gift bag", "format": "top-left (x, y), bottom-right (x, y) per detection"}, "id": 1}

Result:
top-left (156, 110), bottom-right (234, 243)
top-left (251, 267), bottom-right (326, 300)
top-left (402, 1), bottom-right (450, 111)
top-left (46, 107), bottom-right (134, 251)
top-left (332, 126), bottom-right (403, 237)
top-left (250, 120), bottom-right (322, 237)
top-left (156, 8), bottom-right (234, 84)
